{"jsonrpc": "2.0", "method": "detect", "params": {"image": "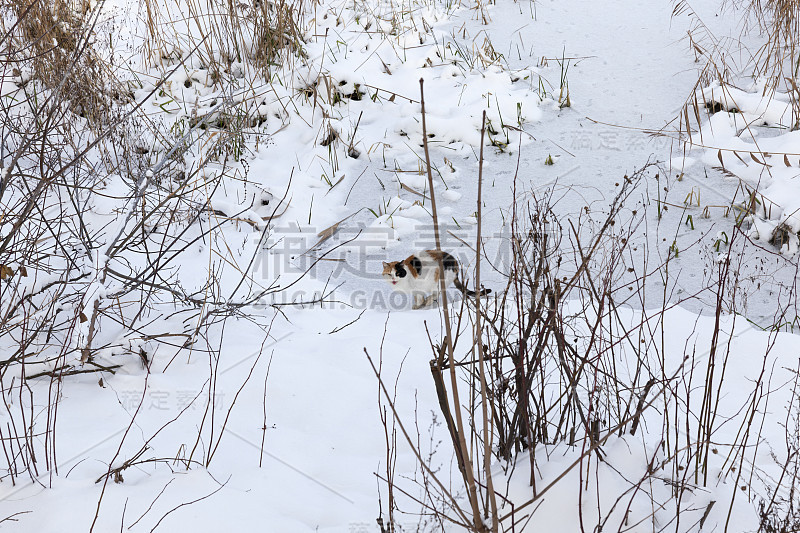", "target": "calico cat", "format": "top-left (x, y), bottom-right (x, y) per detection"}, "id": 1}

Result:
top-left (382, 250), bottom-right (491, 309)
